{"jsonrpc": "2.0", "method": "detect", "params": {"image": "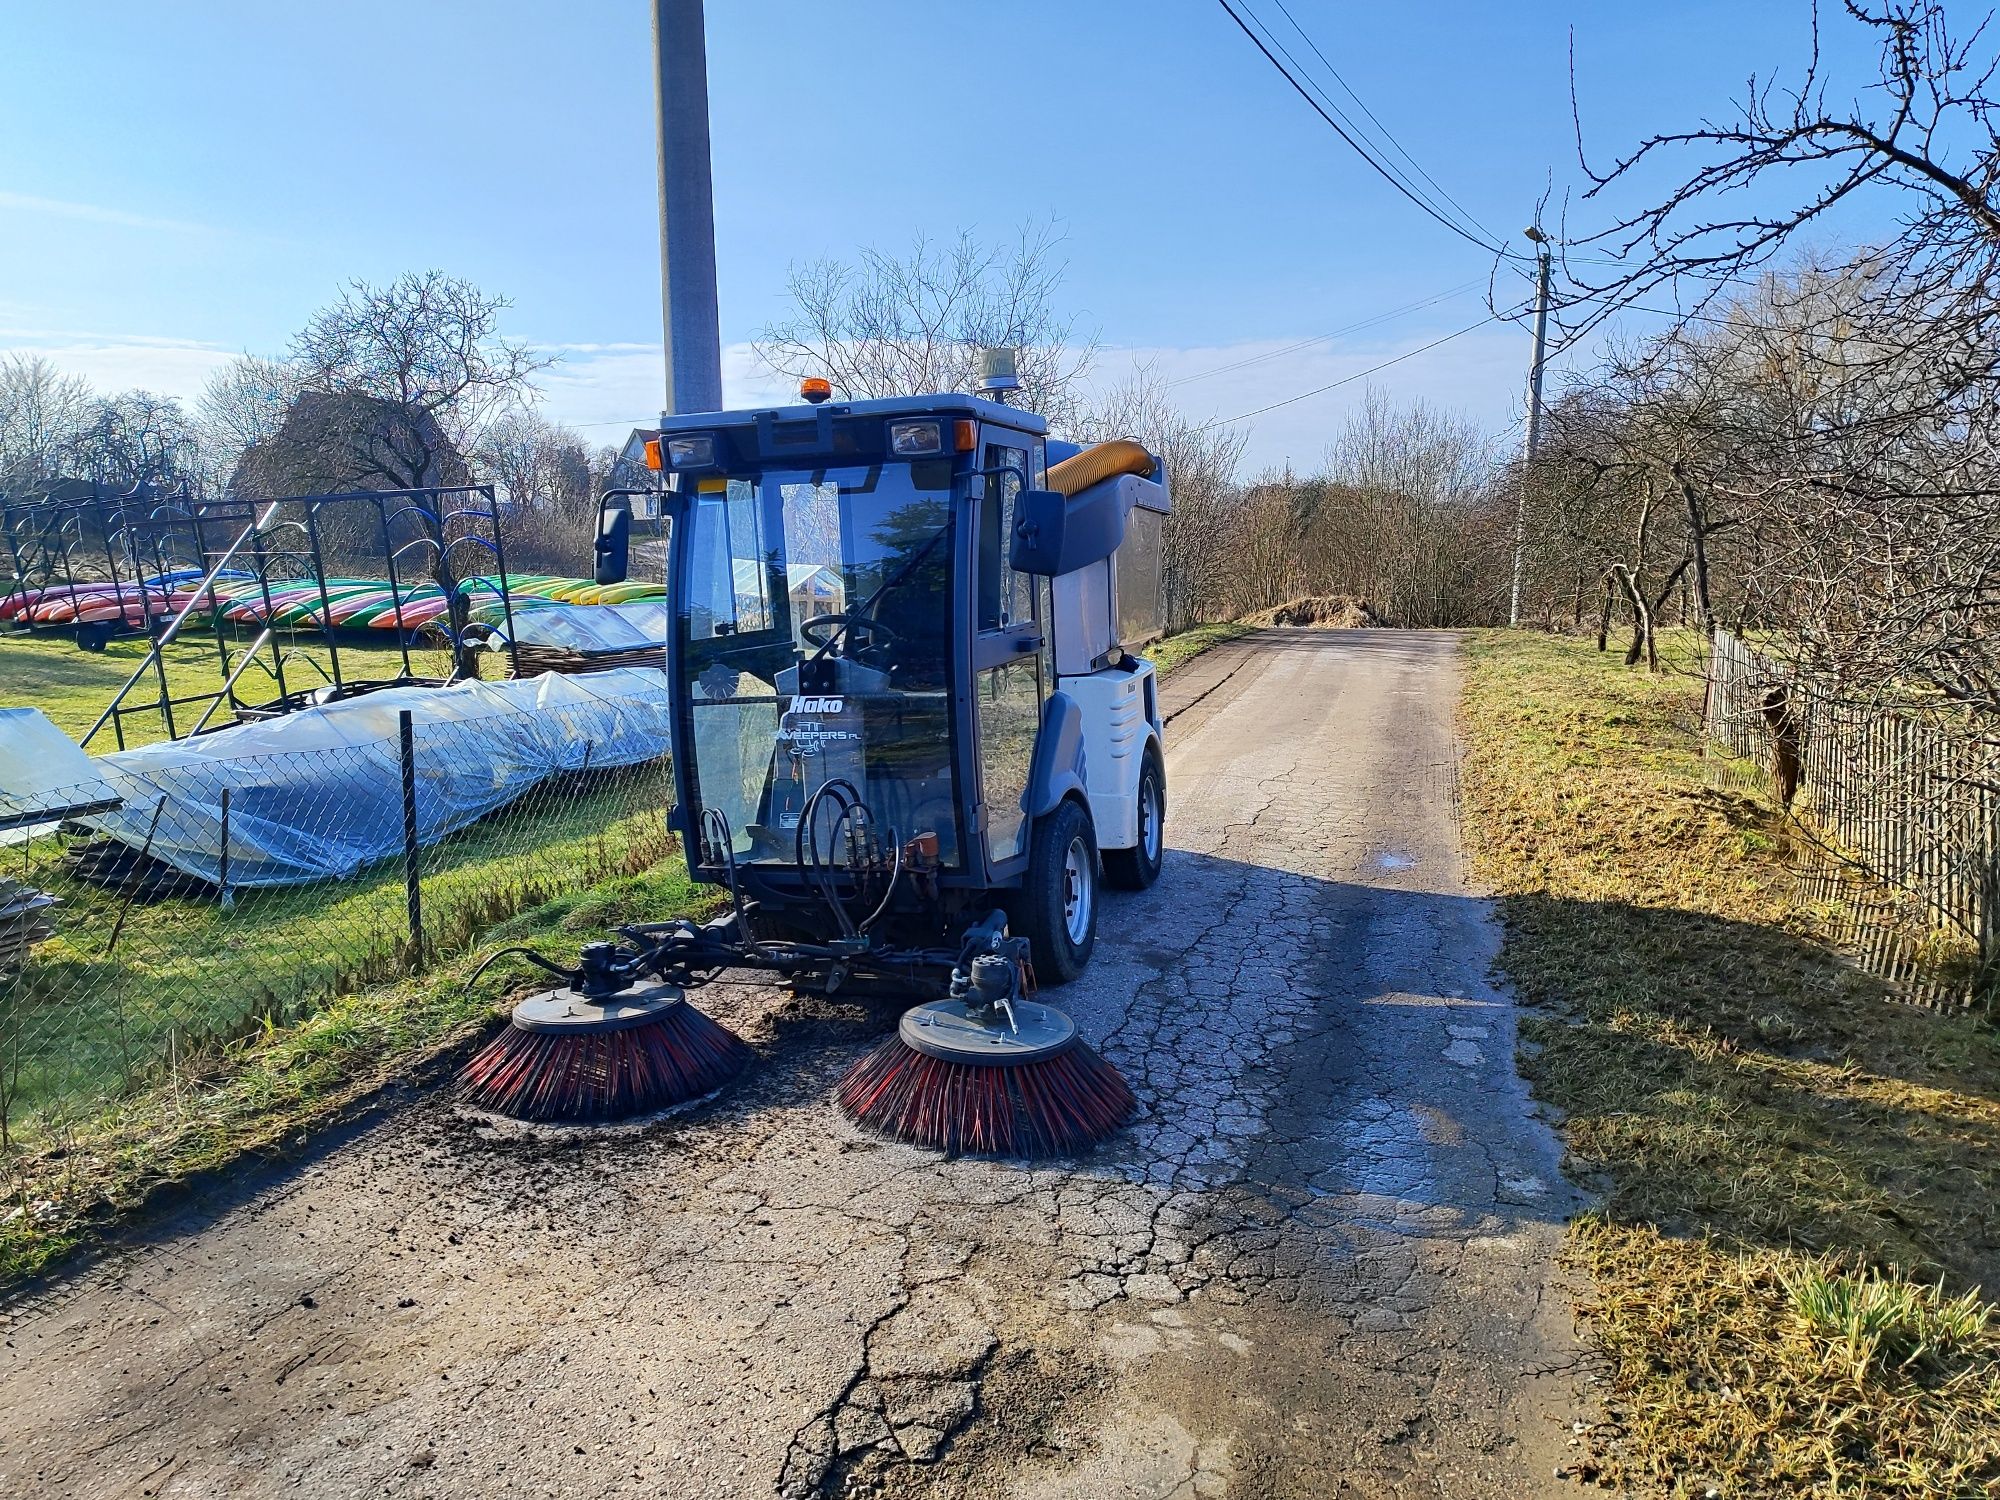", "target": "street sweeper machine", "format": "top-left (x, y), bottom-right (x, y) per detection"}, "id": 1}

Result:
top-left (459, 375), bottom-right (1172, 1157)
